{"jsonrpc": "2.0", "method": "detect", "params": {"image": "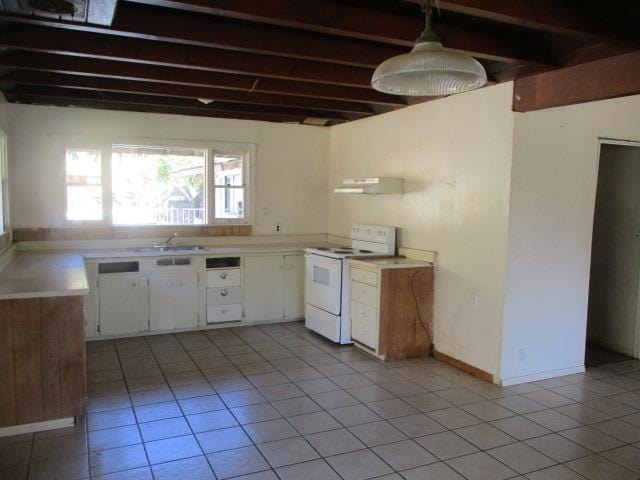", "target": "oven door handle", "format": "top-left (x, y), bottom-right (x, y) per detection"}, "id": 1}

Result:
top-left (304, 254), bottom-right (341, 267)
